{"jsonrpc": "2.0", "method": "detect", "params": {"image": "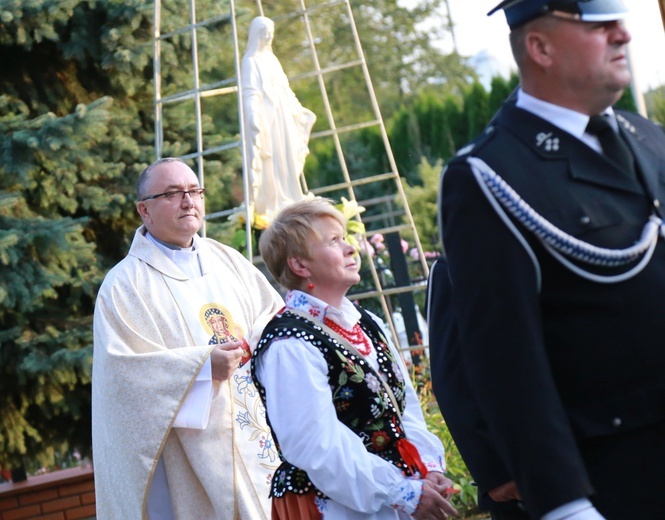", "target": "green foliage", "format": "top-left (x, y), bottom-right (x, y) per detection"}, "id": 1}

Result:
top-left (389, 75), bottom-right (523, 253)
top-left (401, 158), bottom-right (443, 251)
top-left (0, 0), bottom-right (155, 469)
top-left (418, 379), bottom-right (480, 517)
top-left (488, 72), bottom-right (519, 115)
top-left (0, 0), bottom-right (261, 469)
top-left (389, 76), bottom-right (517, 185)
top-left (462, 81), bottom-right (490, 143)
top-left (287, 0), bottom-right (476, 203)
top-left (0, 102), bottom-right (113, 468)
top-left (390, 91), bottom-right (458, 182)
top-left (0, 0), bottom-right (84, 50)
top-left (351, 1), bottom-right (476, 114)
top-left (614, 85), bottom-right (638, 112)
top-left (645, 86), bottom-right (665, 125)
